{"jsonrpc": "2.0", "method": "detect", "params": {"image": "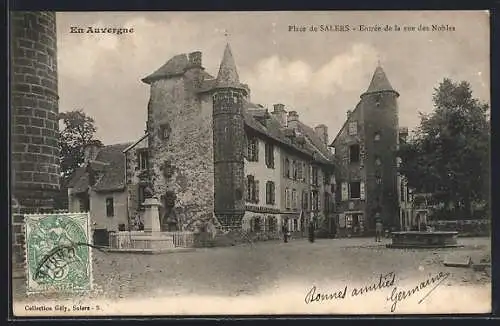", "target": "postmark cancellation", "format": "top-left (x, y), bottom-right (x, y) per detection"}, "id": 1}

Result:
top-left (24, 213), bottom-right (93, 295)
